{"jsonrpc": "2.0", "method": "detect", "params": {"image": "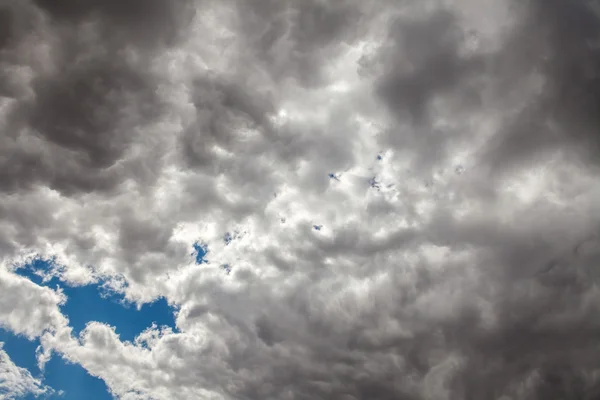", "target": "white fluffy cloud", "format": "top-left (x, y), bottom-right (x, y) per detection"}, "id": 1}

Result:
top-left (0, 344), bottom-right (52, 399)
top-left (0, 268), bottom-right (67, 339)
top-left (2, 0), bottom-right (600, 399)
